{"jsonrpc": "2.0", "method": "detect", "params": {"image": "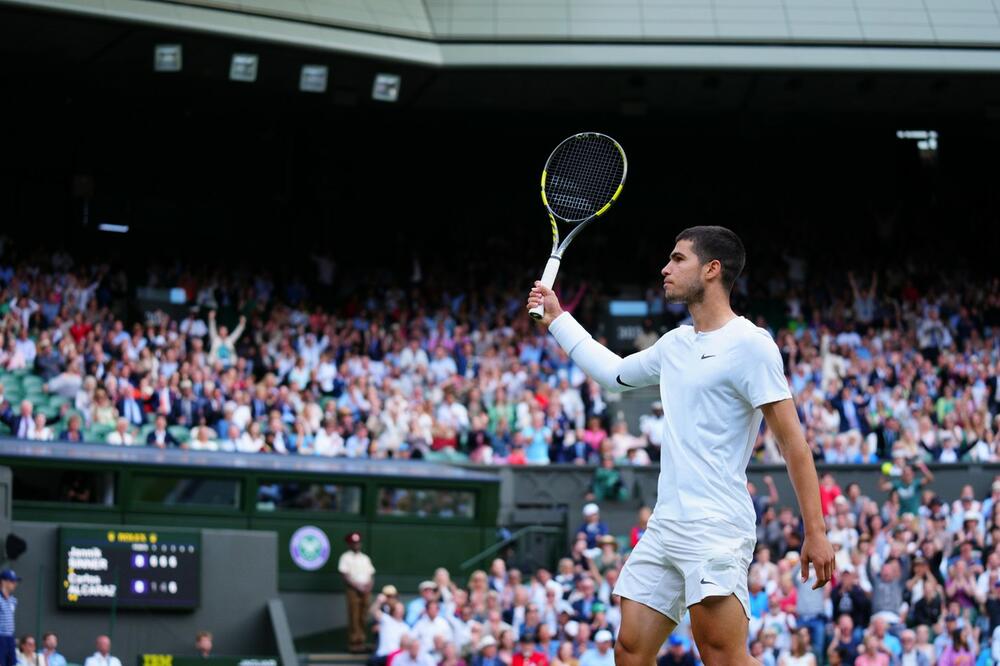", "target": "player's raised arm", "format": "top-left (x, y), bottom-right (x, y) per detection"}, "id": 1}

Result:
top-left (527, 281), bottom-right (658, 393)
top-left (761, 398), bottom-right (835, 588)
